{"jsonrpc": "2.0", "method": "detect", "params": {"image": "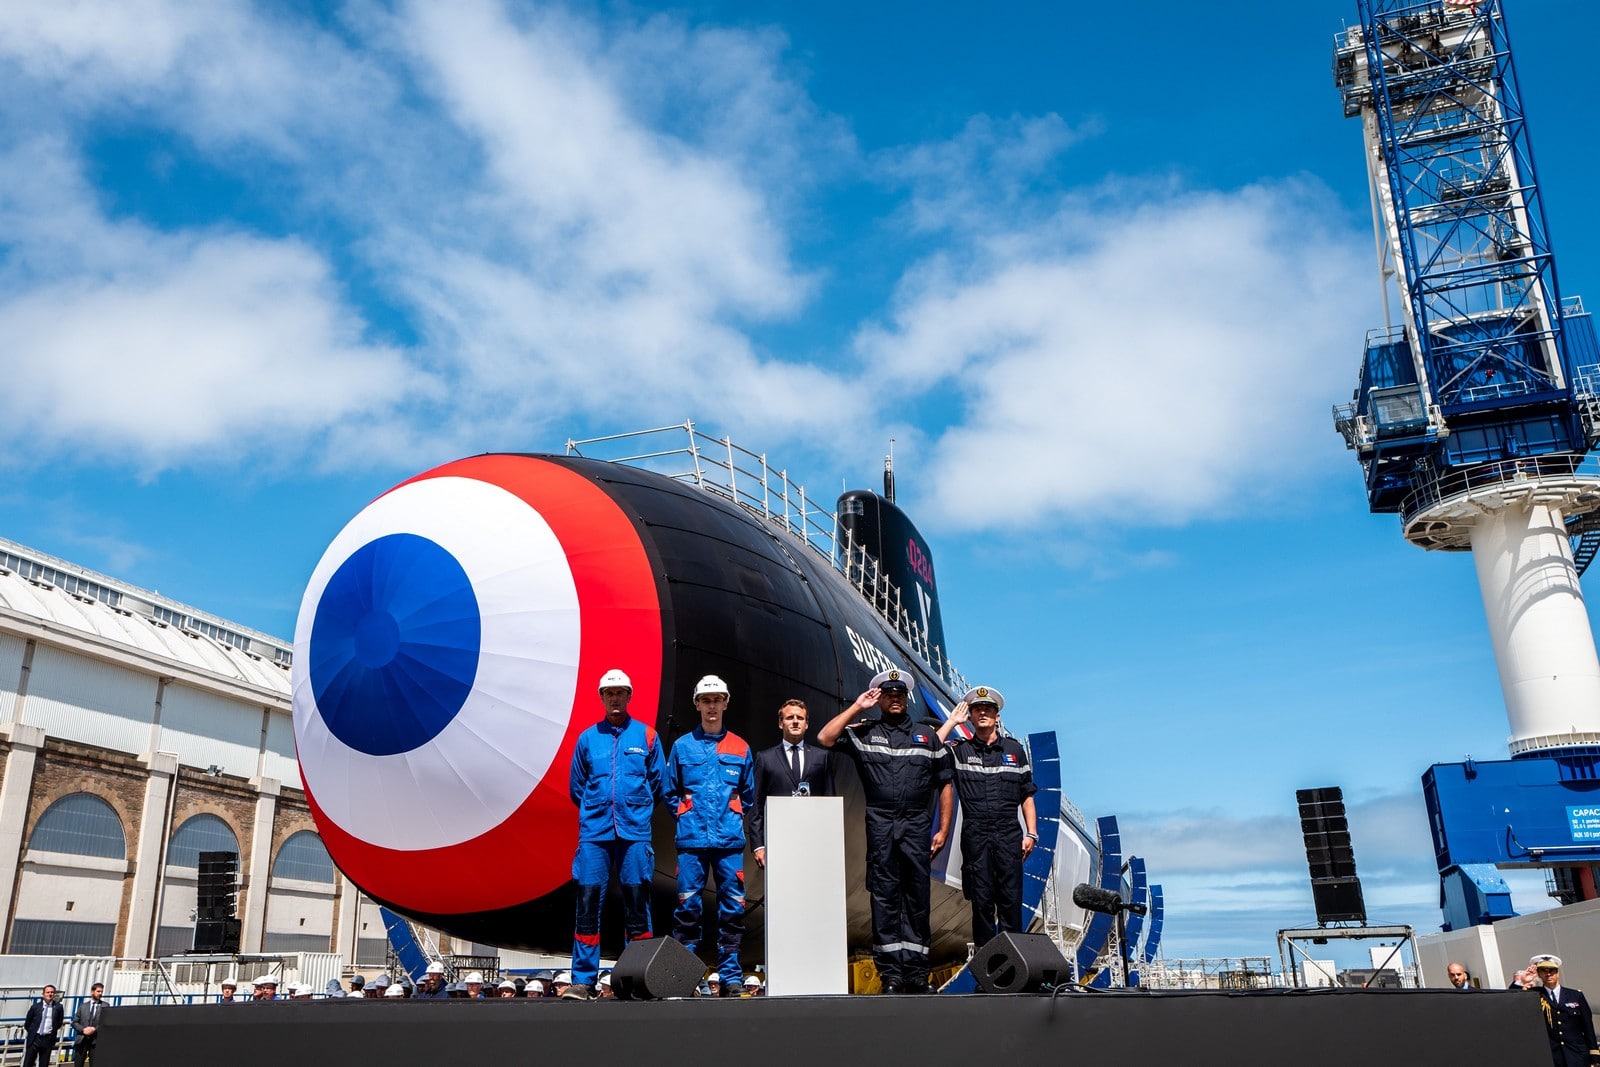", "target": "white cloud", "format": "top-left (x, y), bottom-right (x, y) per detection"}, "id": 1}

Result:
top-left (858, 177), bottom-right (1374, 530)
top-left (0, 141), bottom-right (416, 470)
